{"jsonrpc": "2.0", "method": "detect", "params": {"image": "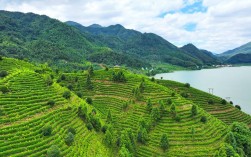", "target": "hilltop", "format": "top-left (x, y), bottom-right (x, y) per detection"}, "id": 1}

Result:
top-left (0, 56), bottom-right (250, 156)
